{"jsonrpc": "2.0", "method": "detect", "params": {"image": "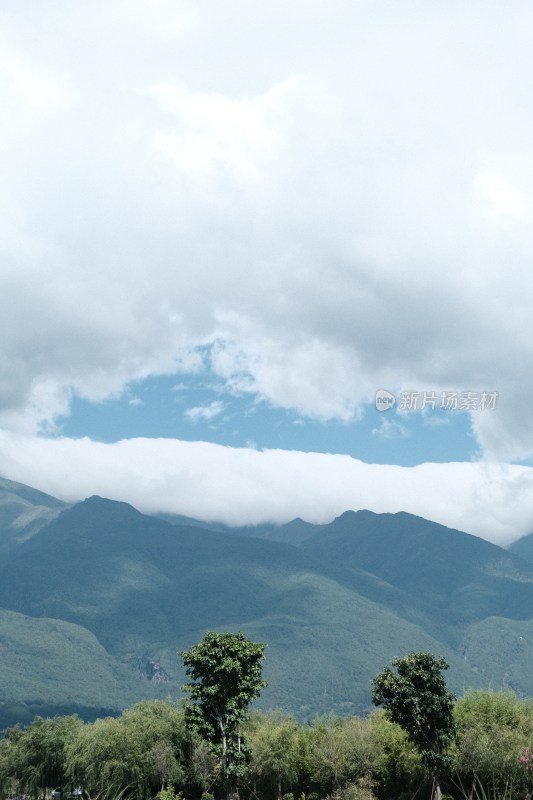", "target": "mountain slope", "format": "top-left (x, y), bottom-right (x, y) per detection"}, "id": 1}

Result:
top-left (0, 476), bottom-right (67, 555)
top-left (0, 608), bottom-right (148, 729)
top-left (301, 510), bottom-right (533, 643)
top-left (3, 489), bottom-right (533, 722)
top-left (508, 532), bottom-right (533, 564)
top-left (160, 513), bottom-right (322, 545)
top-left (0, 496), bottom-right (481, 719)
